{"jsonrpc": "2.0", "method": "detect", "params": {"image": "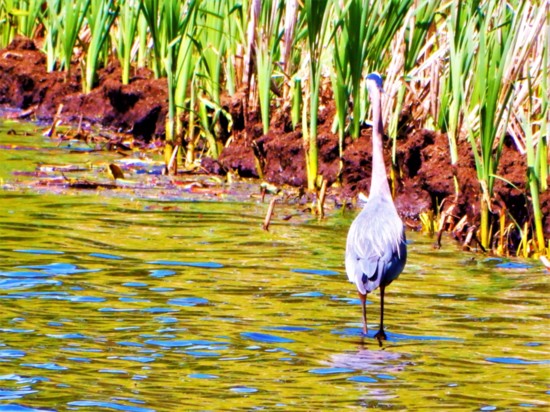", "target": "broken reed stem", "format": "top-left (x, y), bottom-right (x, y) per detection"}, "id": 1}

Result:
top-left (167, 145), bottom-right (179, 175)
top-left (260, 186), bottom-right (266, 203)
top-left (262, 197), bottom-right (277, 231)
top-left (317, 178), bottom-right (328, 217)
top-left (462, 226), bottom-right (476, 250)
top-left (45, 104), bottom-right (64, 138)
